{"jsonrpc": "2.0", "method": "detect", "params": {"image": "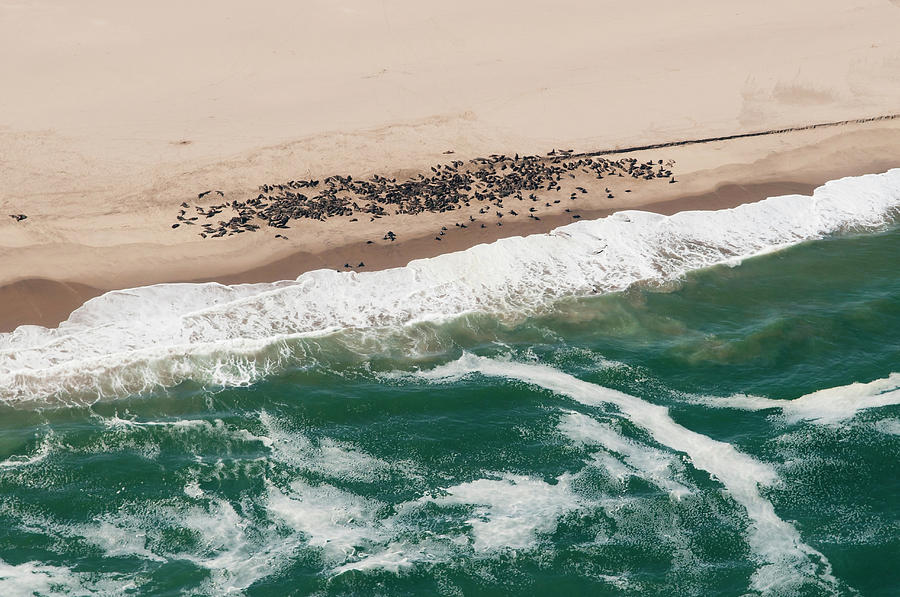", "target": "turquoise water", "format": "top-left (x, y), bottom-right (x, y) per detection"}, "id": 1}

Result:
top-left (1, 178), bottom-right (899, 595)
